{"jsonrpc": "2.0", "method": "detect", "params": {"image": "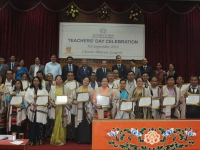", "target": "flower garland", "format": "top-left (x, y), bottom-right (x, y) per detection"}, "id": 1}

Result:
top-left (97, 5), bottom-right (111, 20)
top-left (66, 4), bottom-right (79, 18)
top-left (129, 8), bottom-right (142, 22)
